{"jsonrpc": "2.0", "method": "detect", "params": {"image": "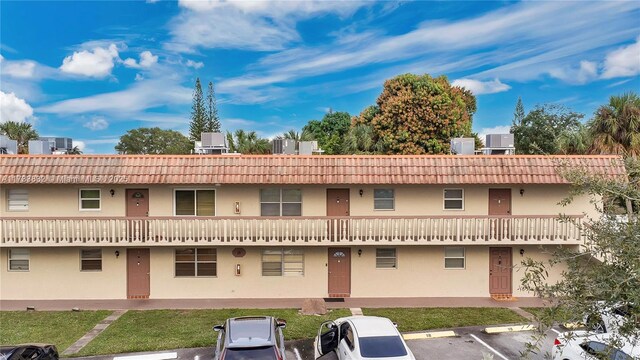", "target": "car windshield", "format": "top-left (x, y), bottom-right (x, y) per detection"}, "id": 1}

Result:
top-left (359, 336), bottom-right (408, 358)
top-left (224, 346), bottom-right (278, 360)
